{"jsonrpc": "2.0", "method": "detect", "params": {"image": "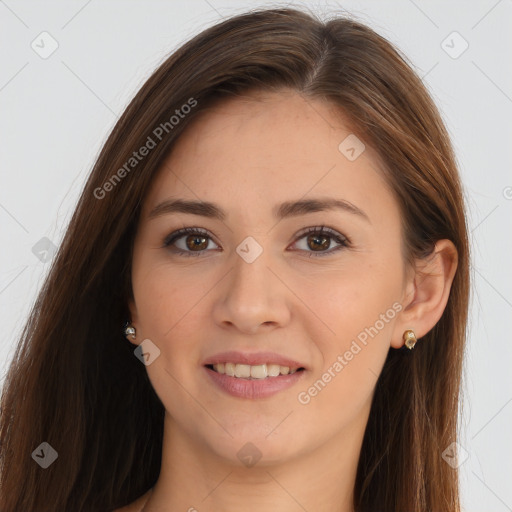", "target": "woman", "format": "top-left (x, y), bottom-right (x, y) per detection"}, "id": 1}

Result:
top-left (0, 7), bottom-right (469, 512)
